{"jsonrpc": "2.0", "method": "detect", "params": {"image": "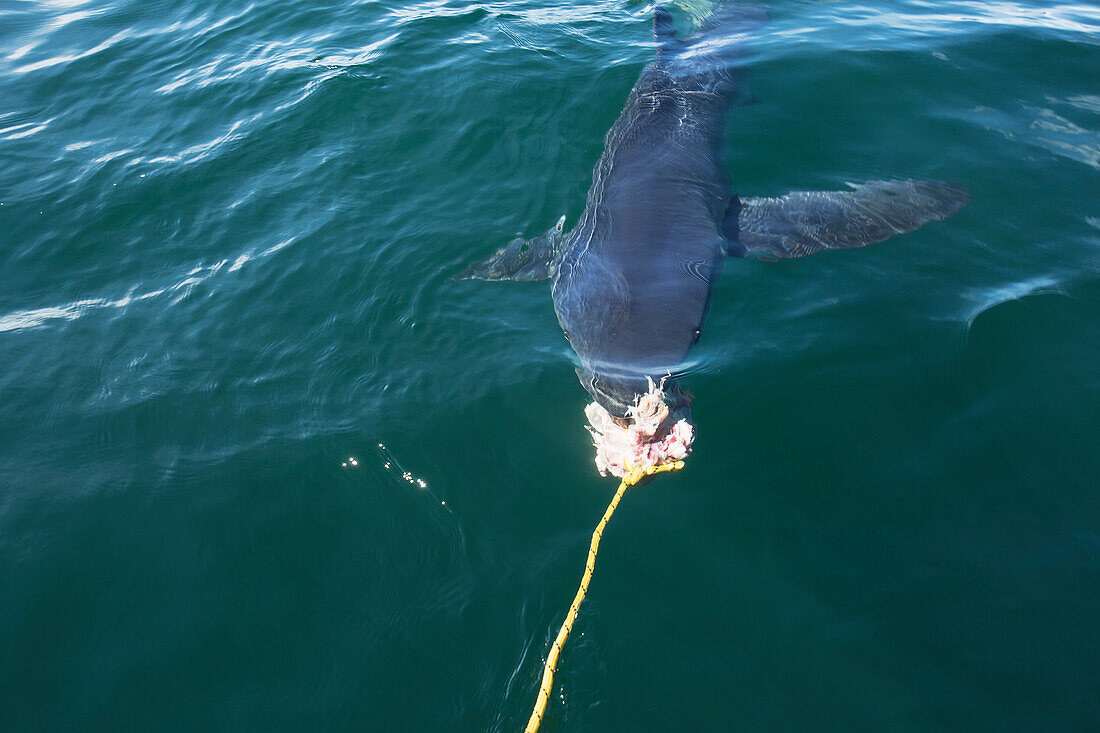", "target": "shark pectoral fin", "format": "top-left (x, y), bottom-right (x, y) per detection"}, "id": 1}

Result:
top-left (453, 215), bottom-right (567, 282)
top-left (454, 236), bottom-right (550, 281)
top-left (735, 179), bottom-right (969, 260)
